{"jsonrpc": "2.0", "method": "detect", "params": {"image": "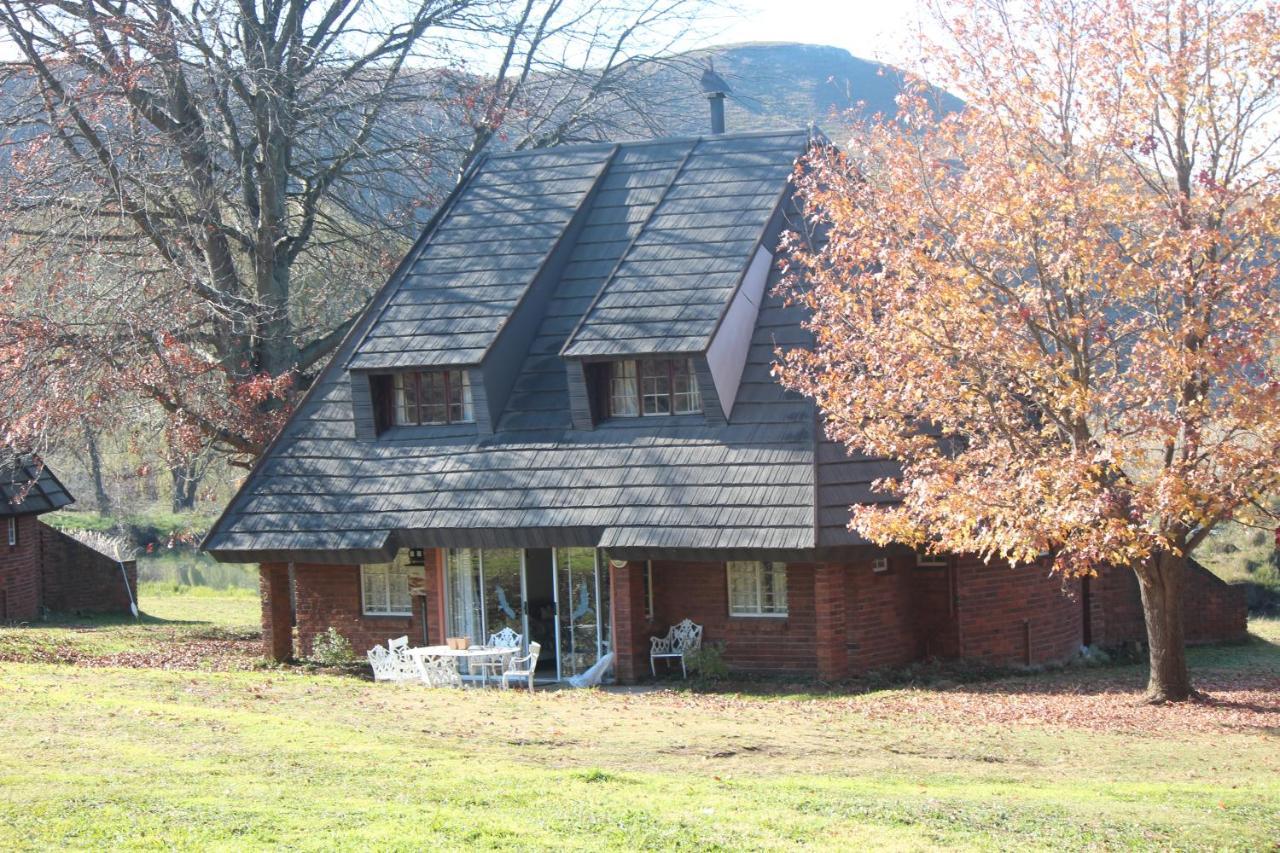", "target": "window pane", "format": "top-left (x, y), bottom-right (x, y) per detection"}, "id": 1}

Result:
top-left (727, 561), bottom-right (757, 614)
top-left (446, 548), bottom-right (484, 644)
top-left (610, 360), bottom-right (639, 417)
top-left (640, 359), bottom-right (671, 415)
top-left (727, 561), bottom-right (787, 616)
top-left (388, 564), bottom-right (412, 615)
top-left (420, 371), bottom-right (448, 424)
top-left (463, 368), bottom-right (478, 422)
top-left (761, 562), bottom-right (788, 614)
top-left (673, 359), bottom-right (702, 414)
top-left (362, 564), bottom-right (390, 614)
top-left (393, 374), bottom-right (417, 425)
